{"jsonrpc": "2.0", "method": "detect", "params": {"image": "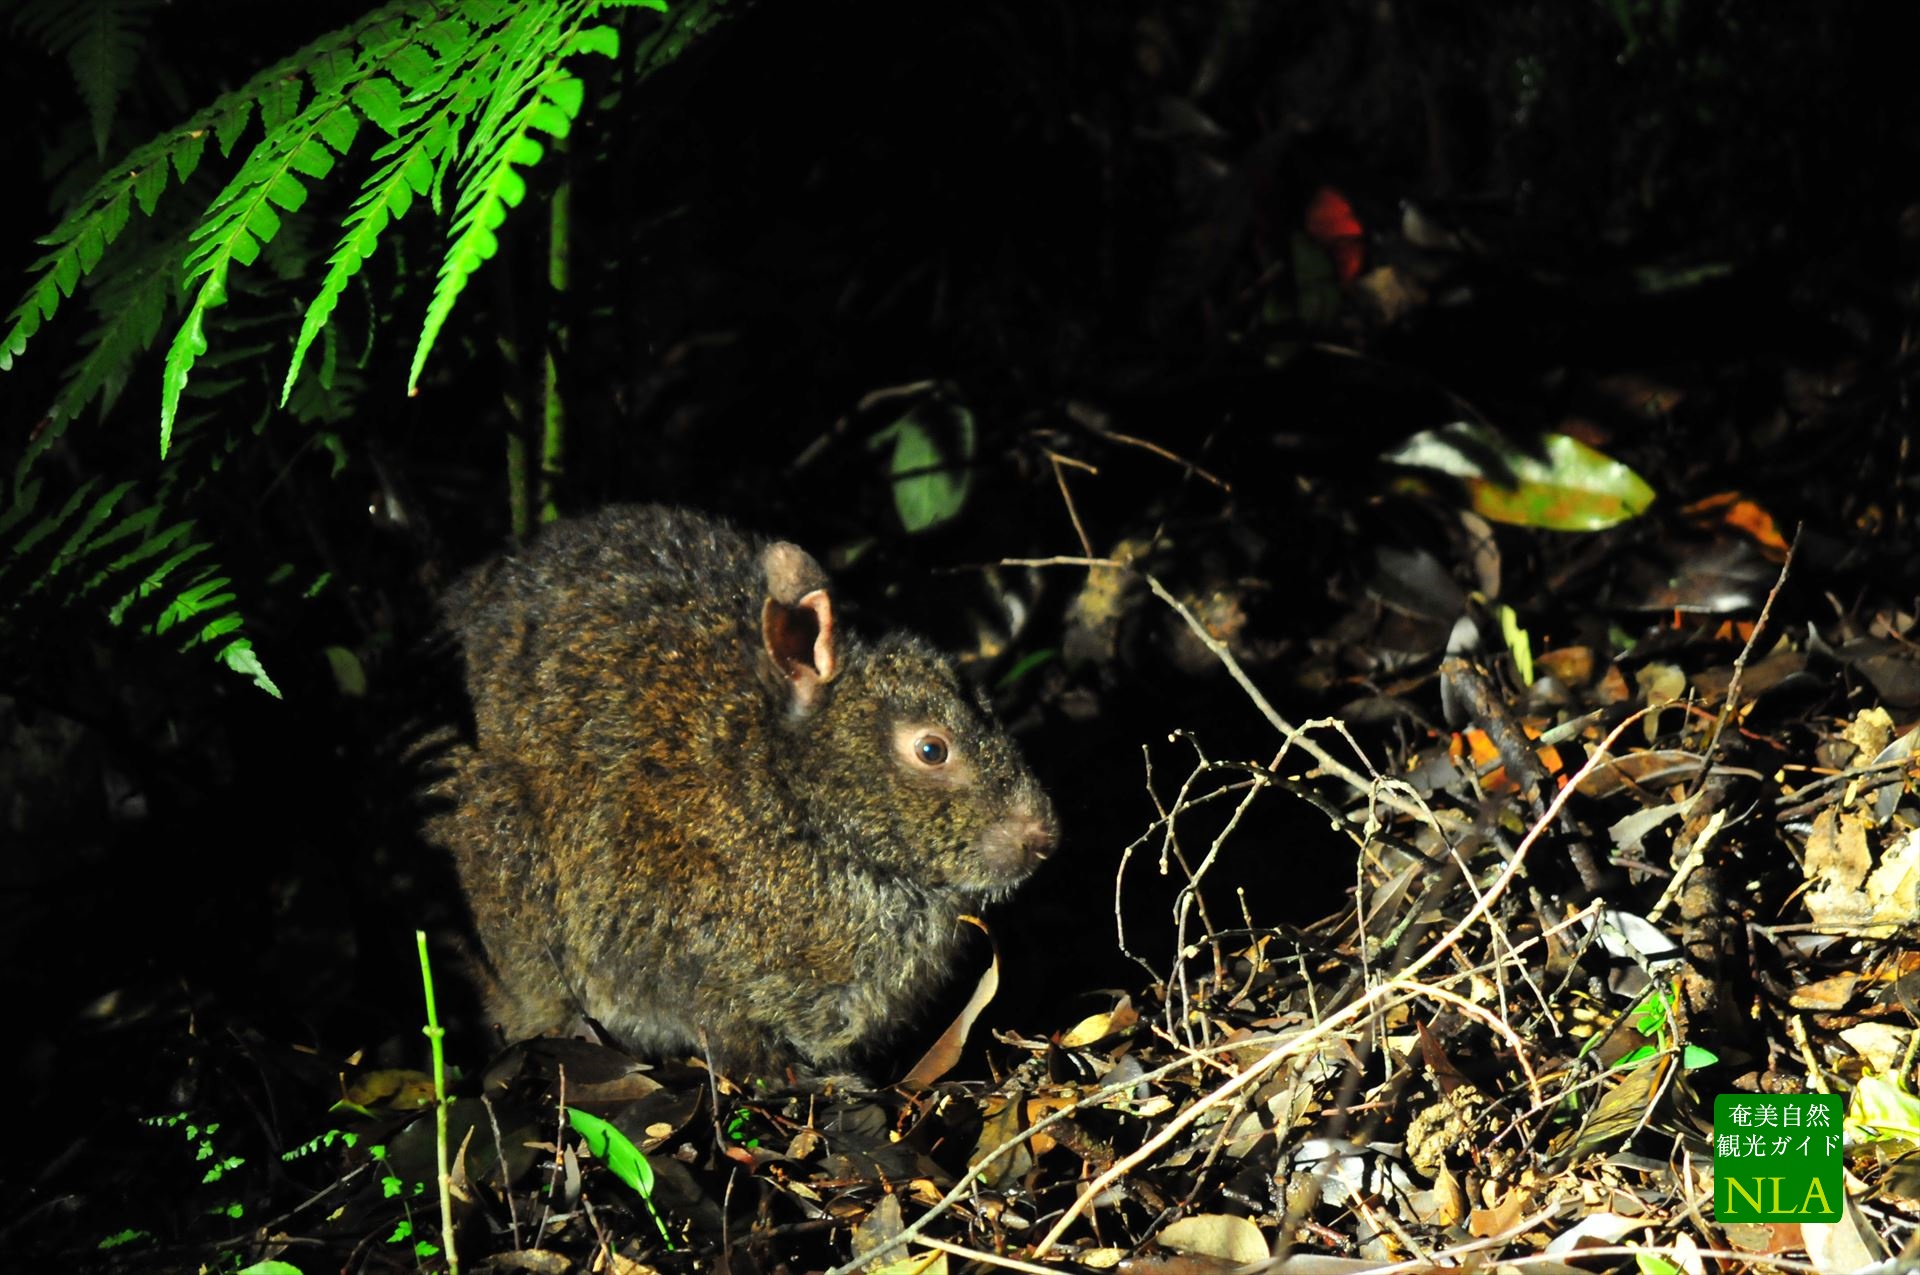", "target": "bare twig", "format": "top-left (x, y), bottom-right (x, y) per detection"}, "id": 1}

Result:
top-left (1046, 450), bottom-right (1097, 559)
top-left (915, 1235), bottom-right (1070, 1275)
top-left (482, 1095), bottom-right (522, 1250)
top-left (1690, 528), bottom-right (1799, 797)
top-left (1390, 708), bottom-right (1655, 990)
top-left (1094, 428), bottom-right (1231, 493)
